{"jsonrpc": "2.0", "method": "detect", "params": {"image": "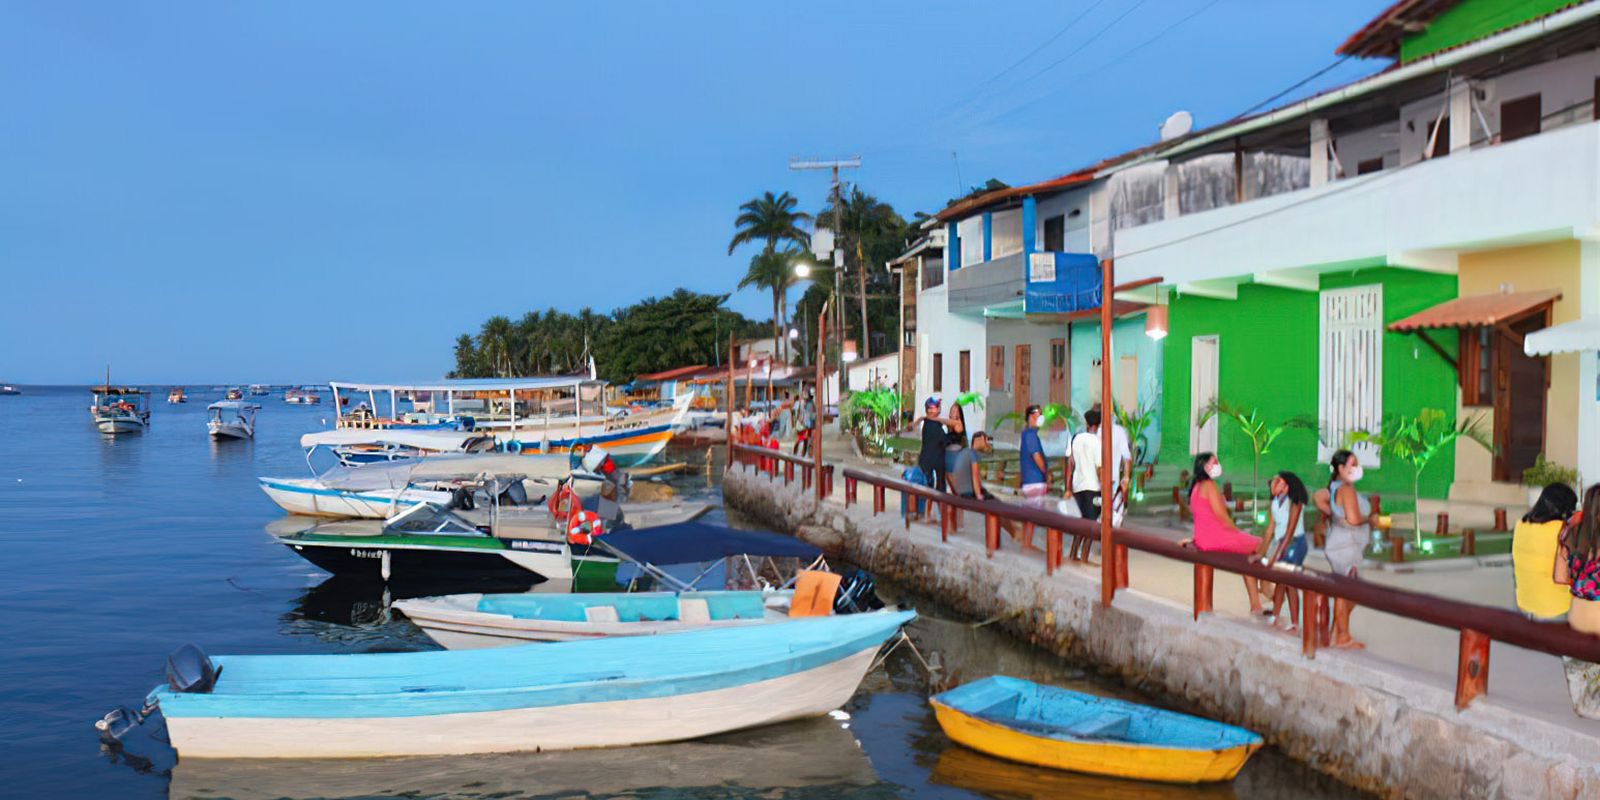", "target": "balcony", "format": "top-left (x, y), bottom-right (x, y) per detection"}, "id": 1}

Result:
top-left (1114, 122), bottom-right (1600, 288)
top-left (948, 251), bottom-right (1101, 317)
